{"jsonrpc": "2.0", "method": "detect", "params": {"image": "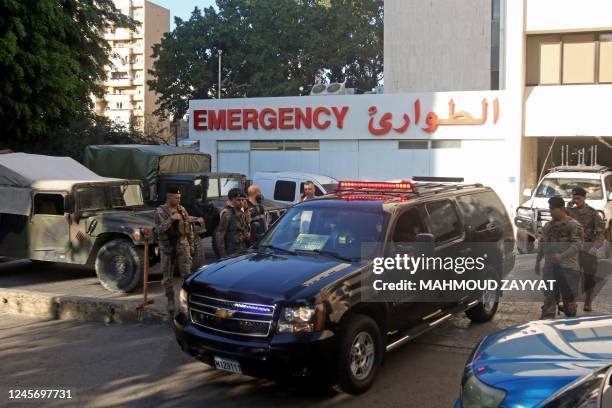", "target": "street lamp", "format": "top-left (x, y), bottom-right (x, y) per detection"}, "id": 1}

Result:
top-left (218, 49), bottom-right (223, 99)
